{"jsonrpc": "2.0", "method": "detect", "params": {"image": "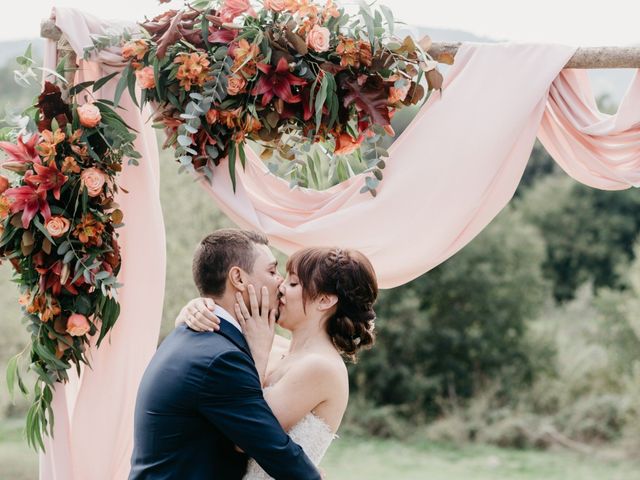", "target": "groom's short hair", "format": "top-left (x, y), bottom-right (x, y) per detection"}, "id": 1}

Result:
top-left (192, 229), bottom-right (269, 297)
